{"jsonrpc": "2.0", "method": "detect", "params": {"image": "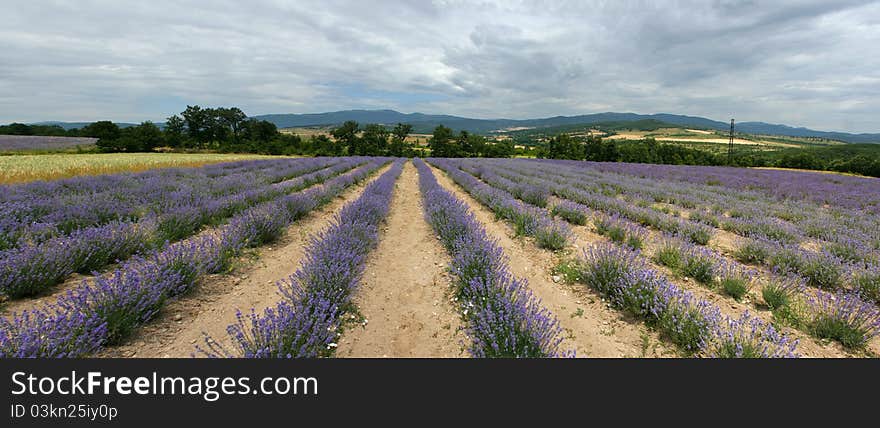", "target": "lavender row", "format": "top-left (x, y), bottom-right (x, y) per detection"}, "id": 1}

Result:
top-left (471, 159), bottom-right (715, 245)
top-left (553, 191), bottom-right (880, 350)
top-left (201, 160), bottom-right (405, 358)
top-left (571, 243), bottom-right (798, 357)
top-left (654, 235), bottom-right (880, 349)
top-left (518, 159), bottom-right (876, 300)
top-left (415, 159), bottom-right (570, 357)
top-left (452, 162), bottom-right (795, 355)
top-left (426, 159), bottom-right (571, 251)
top-left (0, 158), bottom-right (341, 251)
top-left (581, 160), bottom-right (880, 215)
top-left (531, 159), bottom-right (880, 258)
top-left (470, 159), bottom-right (878, 298)
top-left (0, 158), bottom-right (390, 357)
top-left (0, 159), bottom-right (364, 299)
top-left (466, 160), bottom-right (879, 350)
